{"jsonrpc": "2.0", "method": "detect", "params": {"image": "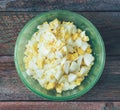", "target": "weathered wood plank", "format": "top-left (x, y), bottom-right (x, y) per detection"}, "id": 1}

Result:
top-left (0, 56), bottom-right (120, 101)
top-left (0, 0), bottom-right (120, 11)
top-left (0, 12), bottom-right (120, 56)
top-left (0, 12), bottom-right (34, 56)
top-left (0, 102), bottom-right (120, 110)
